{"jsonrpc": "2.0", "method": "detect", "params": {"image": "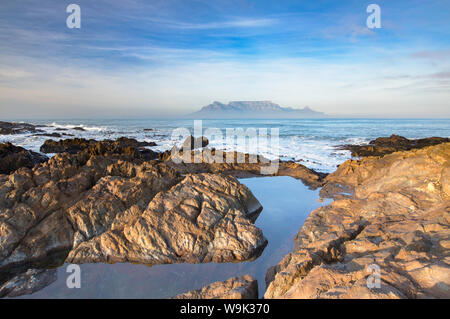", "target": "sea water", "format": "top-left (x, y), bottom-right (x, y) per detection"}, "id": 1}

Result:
top-left (2, 118), bottom-right (449, 172)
